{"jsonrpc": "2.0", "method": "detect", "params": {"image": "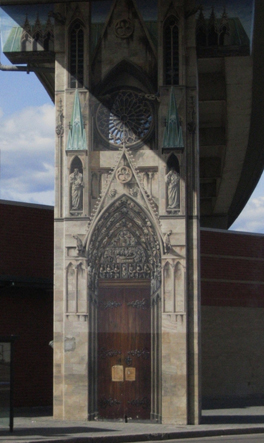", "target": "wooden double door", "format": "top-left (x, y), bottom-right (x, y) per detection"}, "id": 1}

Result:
top-left (97, 280), bottom-right (151, 420)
